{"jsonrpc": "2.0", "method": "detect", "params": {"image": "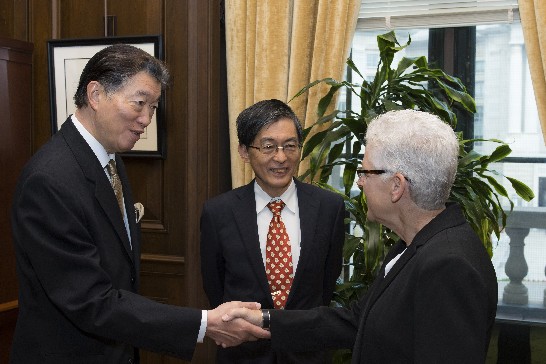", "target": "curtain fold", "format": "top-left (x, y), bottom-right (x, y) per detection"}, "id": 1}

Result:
top-left (225, 0), bottom-right (360, 187)
top-left (519, 0), bottom-right (546, 144)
